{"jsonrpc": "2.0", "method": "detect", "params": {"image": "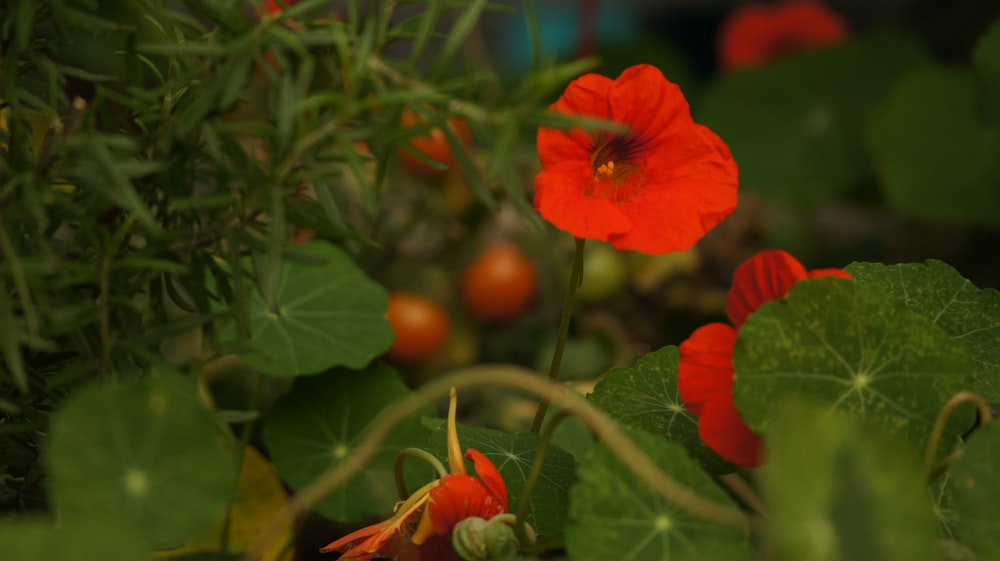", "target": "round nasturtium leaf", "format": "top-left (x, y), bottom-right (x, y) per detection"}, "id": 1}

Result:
top-left (846, 260), bottom-right (1000, 403)
top-left (262, 362), bottom-right (430, 521)
top-left (868, 65), bottom-right (1000, 226)
top-left (565, 426), bottom-right (751, 561)
top-left (763, 399), bottom-right (939, 561)
top-left (733, 277), bottom-right (975, 459)
top-left (223, 241), bottom-right (394, 376)
top-left (950, 421), bottom-right (1000, 559)
top-left (0, 517), bottom-right (152, 561)
top-left (44, 373), bottom-right (237, 548)
top-left (426, 423), bottom-right (578, 535)
top-left (589, 346), bottom-right (734, 474)
top-left (697, 31), bottom-right (927, 208)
